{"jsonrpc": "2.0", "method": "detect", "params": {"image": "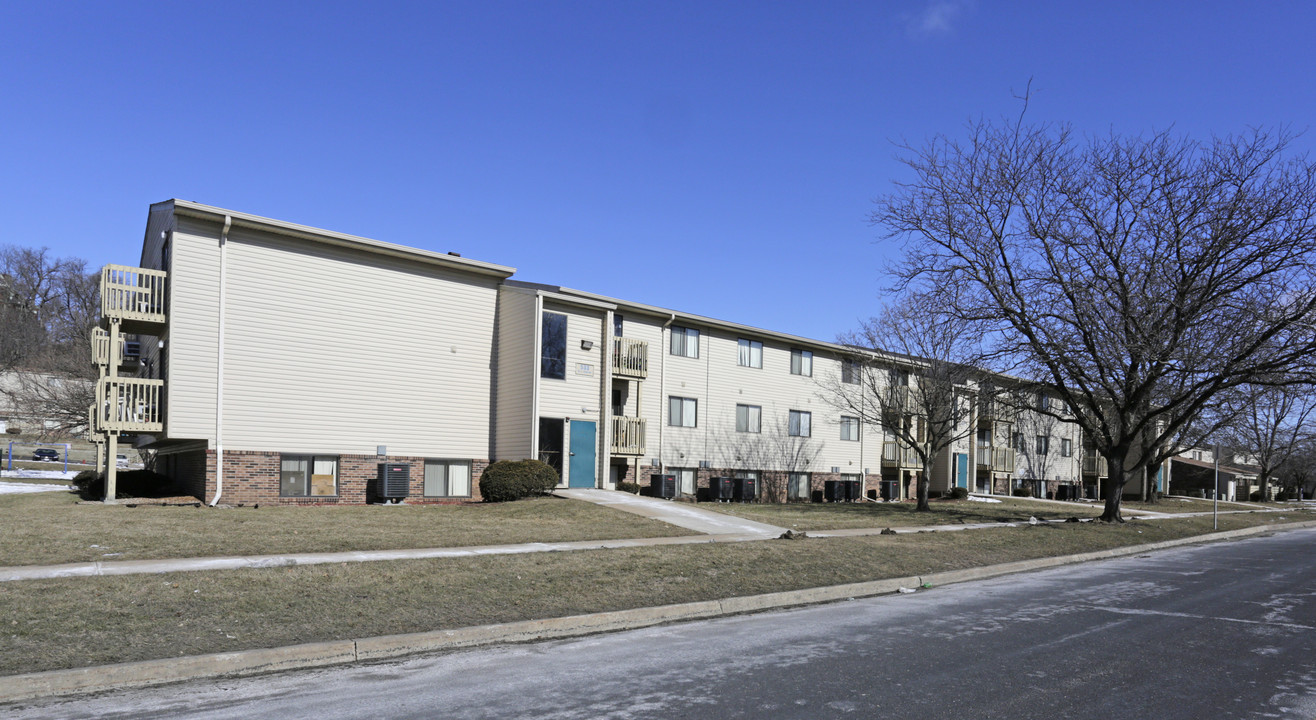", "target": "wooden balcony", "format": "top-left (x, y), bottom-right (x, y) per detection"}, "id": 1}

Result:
top-left (881, 440), bottom-right (922, 469)
top-left (612, 337), bottom-right (648, 379)
top-left (978, 399), bottom-right (1018, 424)
top-left (87, 402), bottom-right (101, 437)
top-left (1082, 453), bottom-right (1108, 477)
top-left (96, 377), bottom-right (163, 433)
top-left (101, 264), bottom-right (167, 332)
top-left (90, 328), bottom-right (140, 370)
top-left (977, 446), bottom-right (1016, 473)
top-left (611, 416), bottom-right (646, 455)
